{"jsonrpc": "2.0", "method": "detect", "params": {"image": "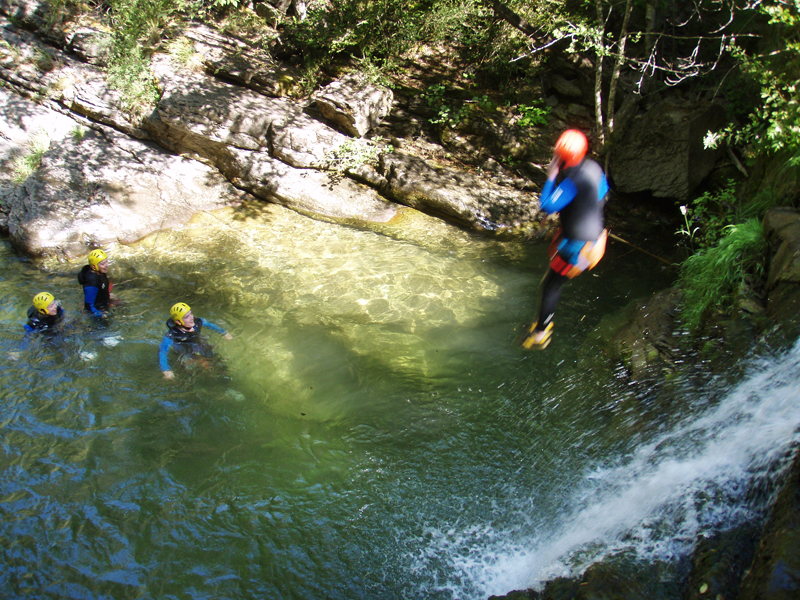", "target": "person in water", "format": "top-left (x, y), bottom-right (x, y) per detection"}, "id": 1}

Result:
top-left (521, 129), bottom-right (609, 349)
top-left (160, 302), bottom-right (233, 380)
top-left (77, 249), bottom-right (114, 317)
top-left (24, 292), bottom-right (64, 333)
